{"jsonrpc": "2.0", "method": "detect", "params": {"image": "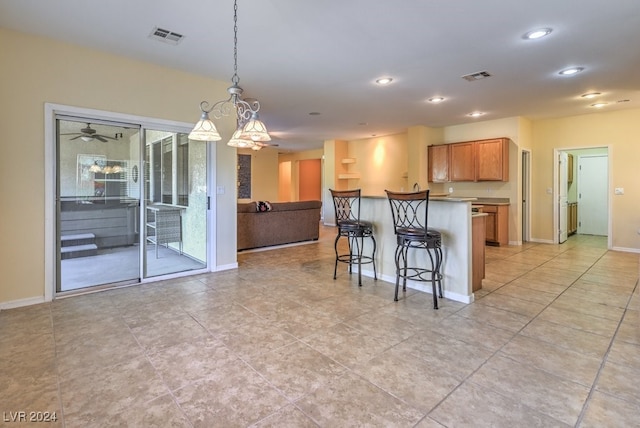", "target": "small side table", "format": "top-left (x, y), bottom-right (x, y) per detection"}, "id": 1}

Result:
top-left (146, 205), bottom-right (183, 258)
